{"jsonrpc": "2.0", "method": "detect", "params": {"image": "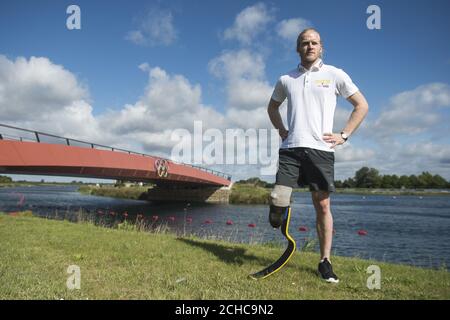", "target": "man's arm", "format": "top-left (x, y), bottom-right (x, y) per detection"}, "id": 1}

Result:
top-left (267, 98), bottom-right (288, 140)
top-left (323, 91), bottom-right (369, 148)
top-left (341, 91), bottom-right (369, 136)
